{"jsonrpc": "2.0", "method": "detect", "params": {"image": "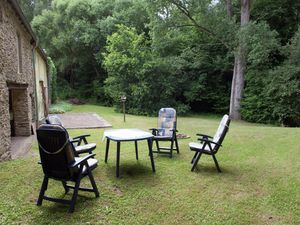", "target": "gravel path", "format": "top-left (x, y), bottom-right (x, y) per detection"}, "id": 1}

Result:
top-left (53, 112), bottom-right (112, 129)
